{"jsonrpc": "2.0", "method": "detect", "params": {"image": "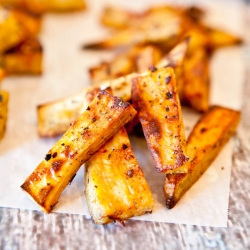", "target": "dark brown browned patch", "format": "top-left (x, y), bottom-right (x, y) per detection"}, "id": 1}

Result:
top-left (51, 160), bottom-right (64, 172)
top-left (146, 118), bottom-right (162, 138)
top-left (174, 148), bottom-right (187, 167)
